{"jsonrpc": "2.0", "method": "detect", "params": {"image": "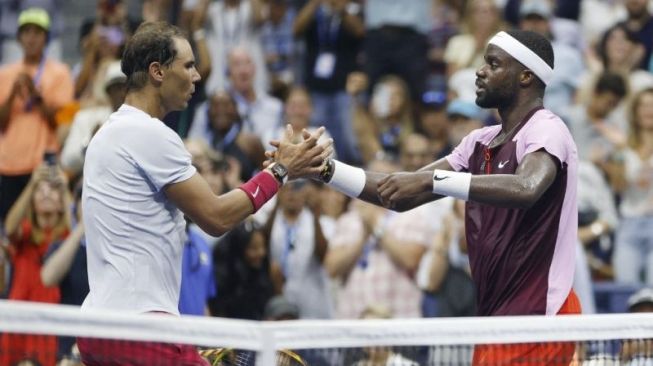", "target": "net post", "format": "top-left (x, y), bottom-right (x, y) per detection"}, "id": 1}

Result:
top-left (257, 324), bottom-right (276, 366)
